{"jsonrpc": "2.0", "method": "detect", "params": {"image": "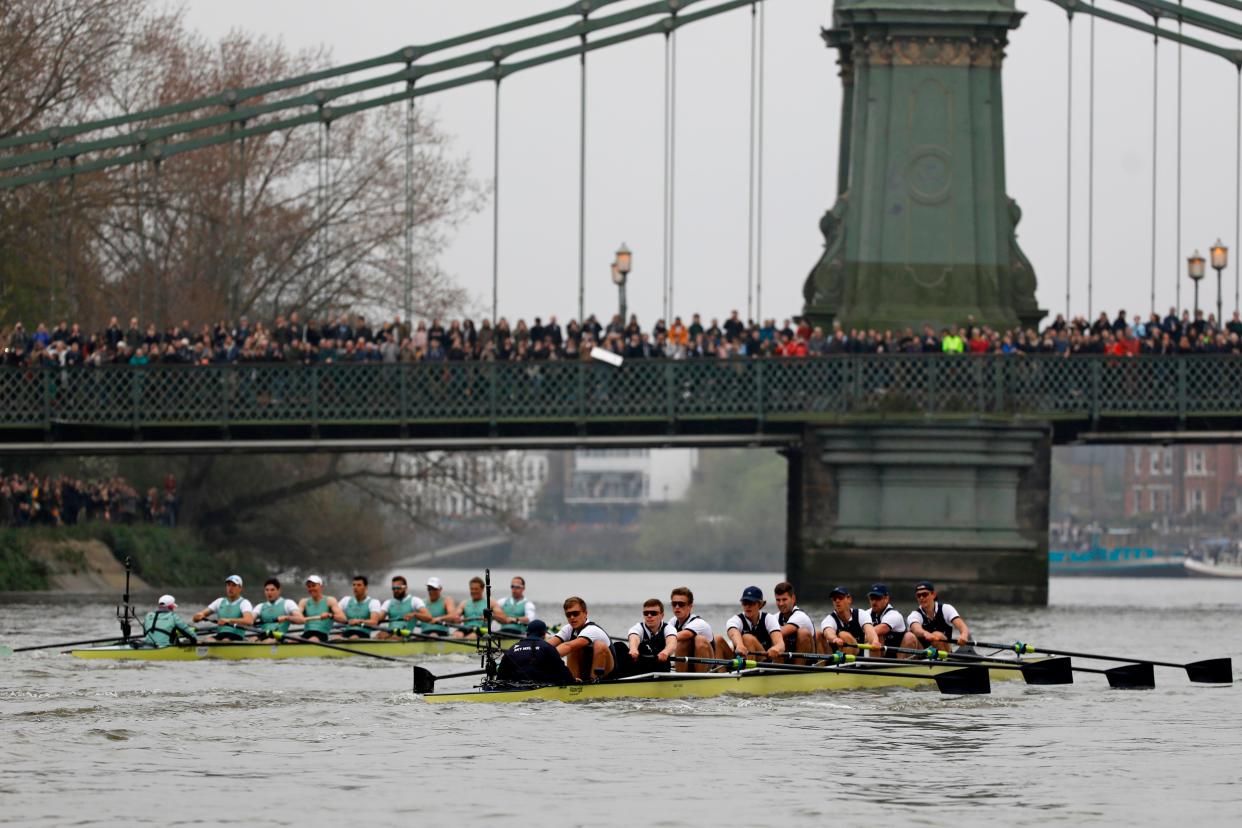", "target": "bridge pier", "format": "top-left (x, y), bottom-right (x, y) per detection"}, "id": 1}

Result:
top-left (788, 422), bottom-right (1050, 604)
